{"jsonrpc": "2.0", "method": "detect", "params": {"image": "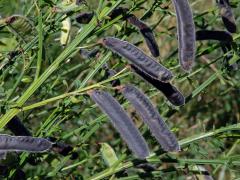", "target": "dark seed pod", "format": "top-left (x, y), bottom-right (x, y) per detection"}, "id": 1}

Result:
top-left (217, 0), bottom-right (237, 33)
top-left (51, 142), bottom-right (73, 156)
top-left (79, 48), bottom-right (99, 59)
top-left (120, 85), bottom-right (180, 152)
top-left (131, 64), bottom-right (185, 106)
top-left (172, 0), bottom-right (196, 71)
top-left (0, 135), bottom-right (52, 152)
top-left (47, 138), bottom-right (78, 159)
top-left (89, 90), bottom-right (150, 159)
top-left (6, 116), bottom-right (32, 136)
top-left (101, 37), bottom-right (173, 82)
top-left (76, 12), bottom-right (94, 24)
top-left (127, 15), bottom-right (160, 57)
top-left (109, 7), bottom-right (129, 19)
top-left (196, 30), bottom-right (233, 42)
top-left (104, 68), bottom-right (121, 87)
